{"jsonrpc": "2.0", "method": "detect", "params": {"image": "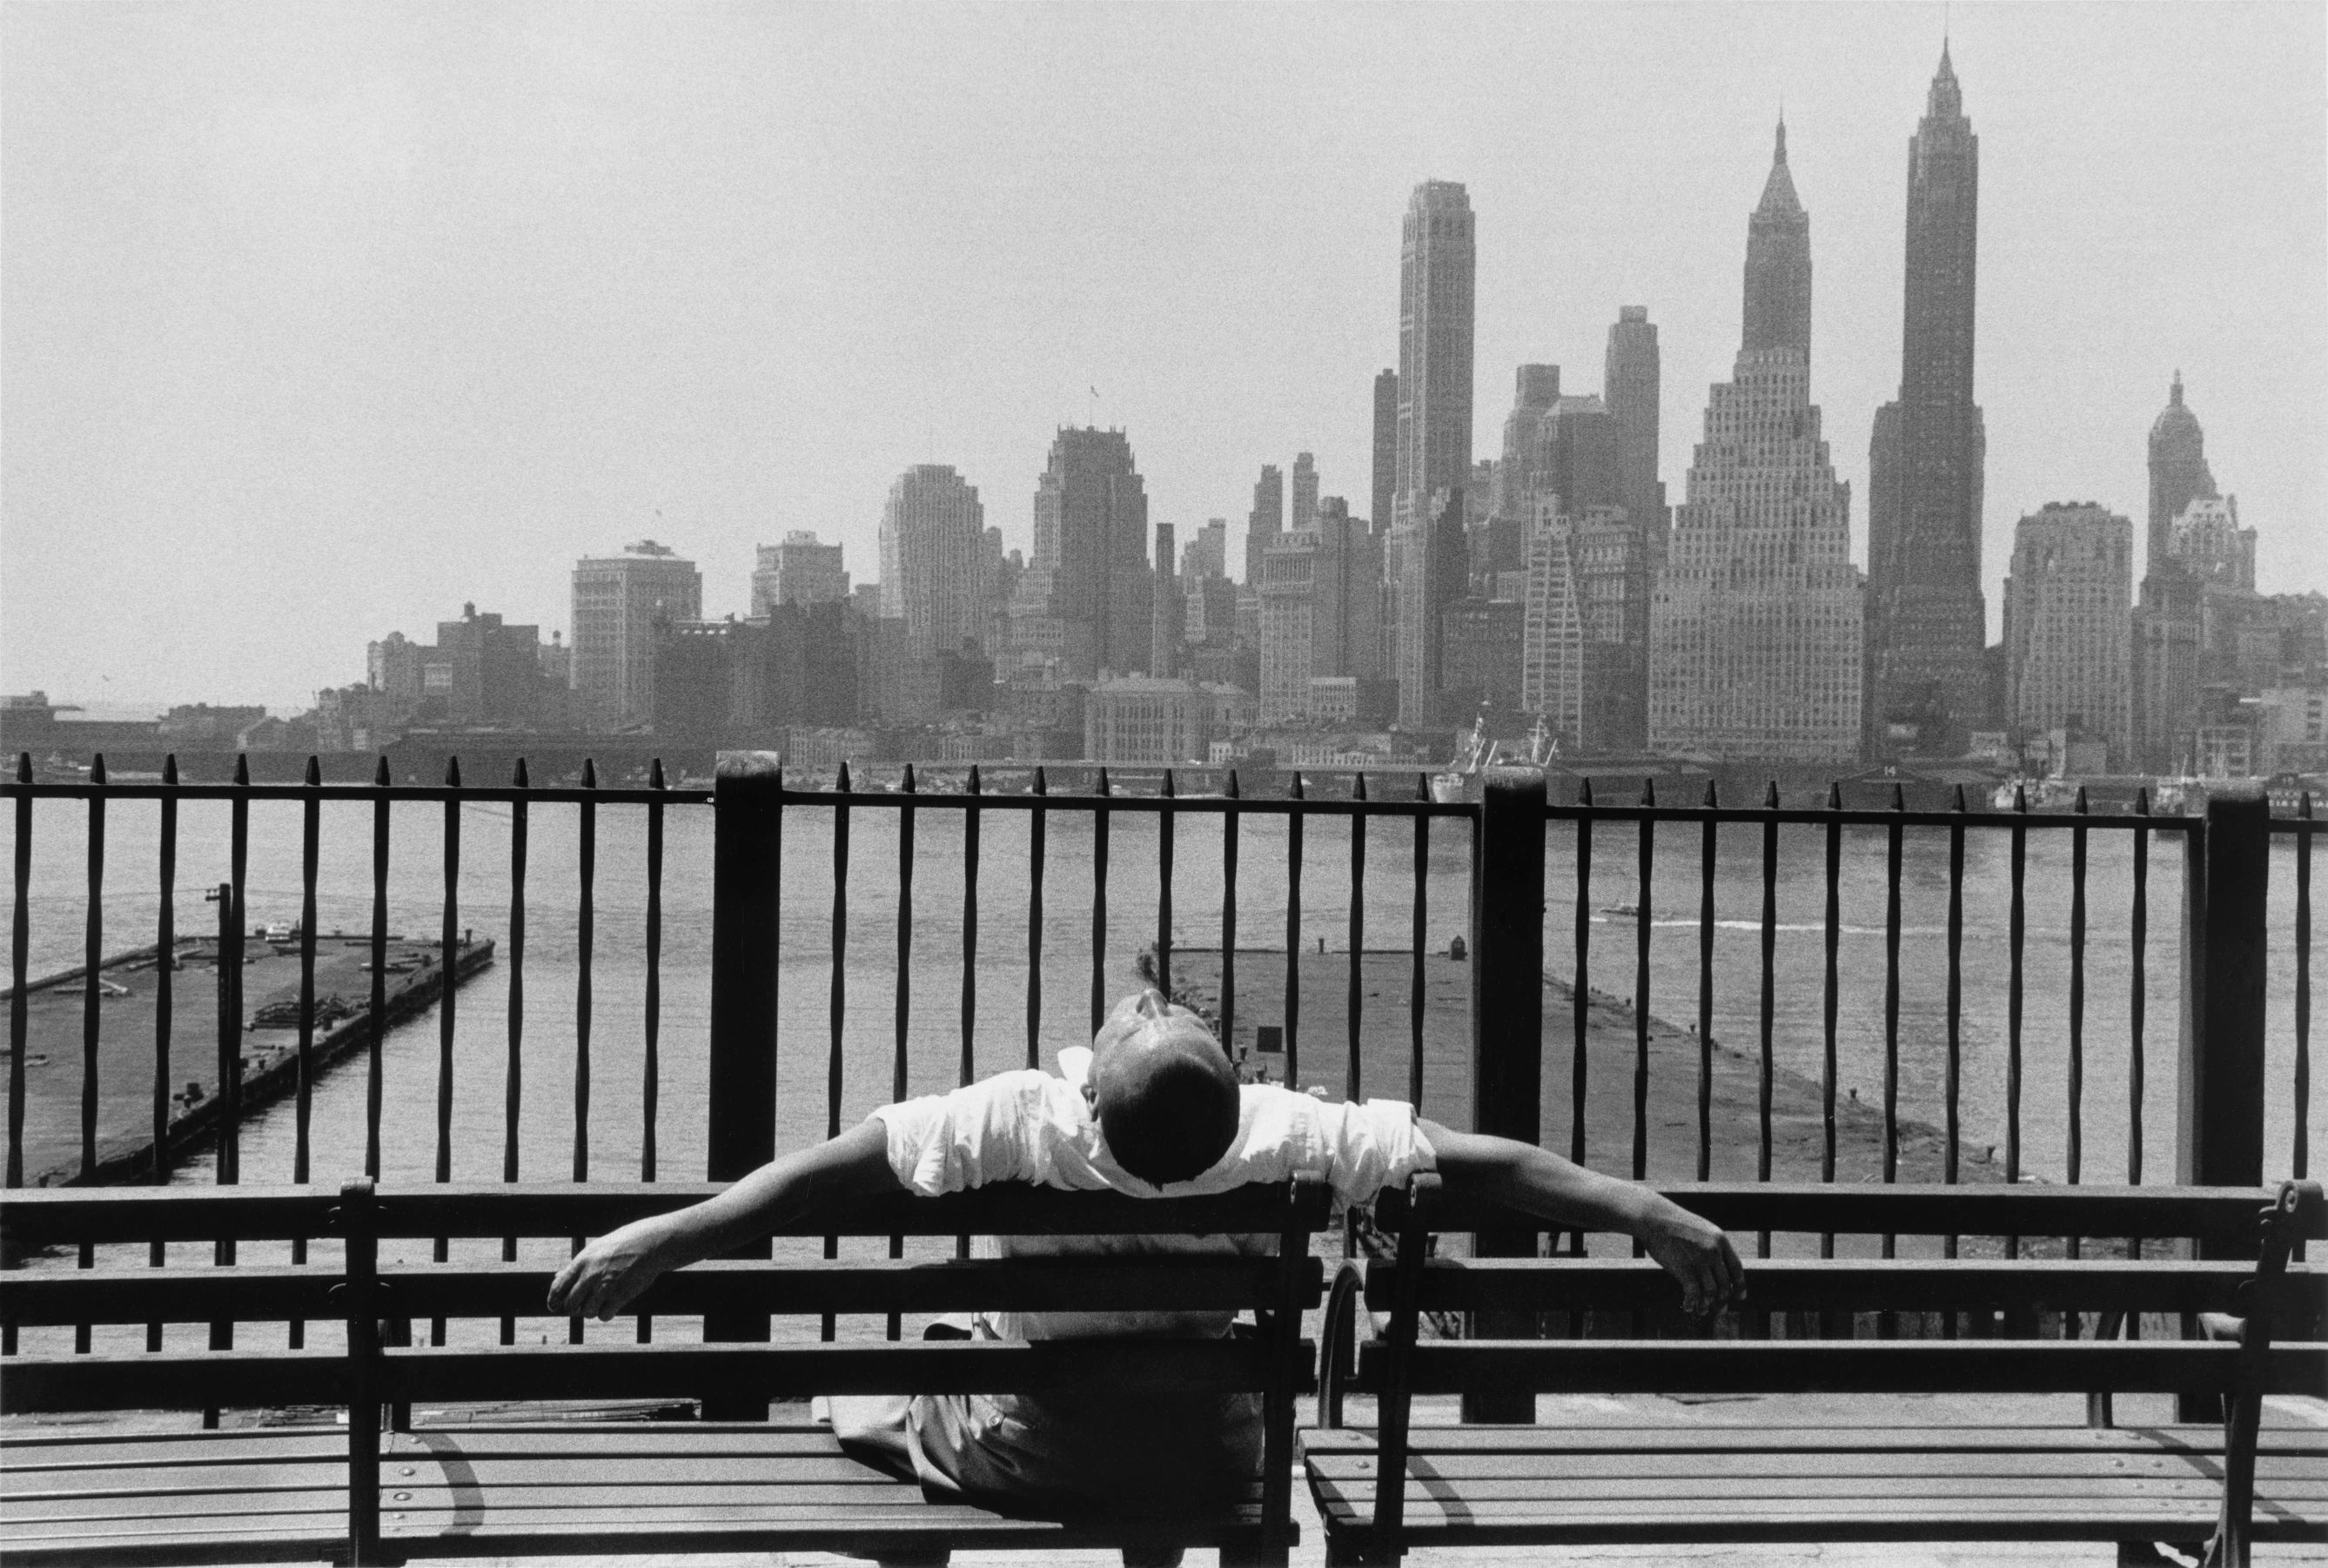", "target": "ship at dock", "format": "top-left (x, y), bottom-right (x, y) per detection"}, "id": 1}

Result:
top-left (3, 927), bottom-right (495, 1187)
